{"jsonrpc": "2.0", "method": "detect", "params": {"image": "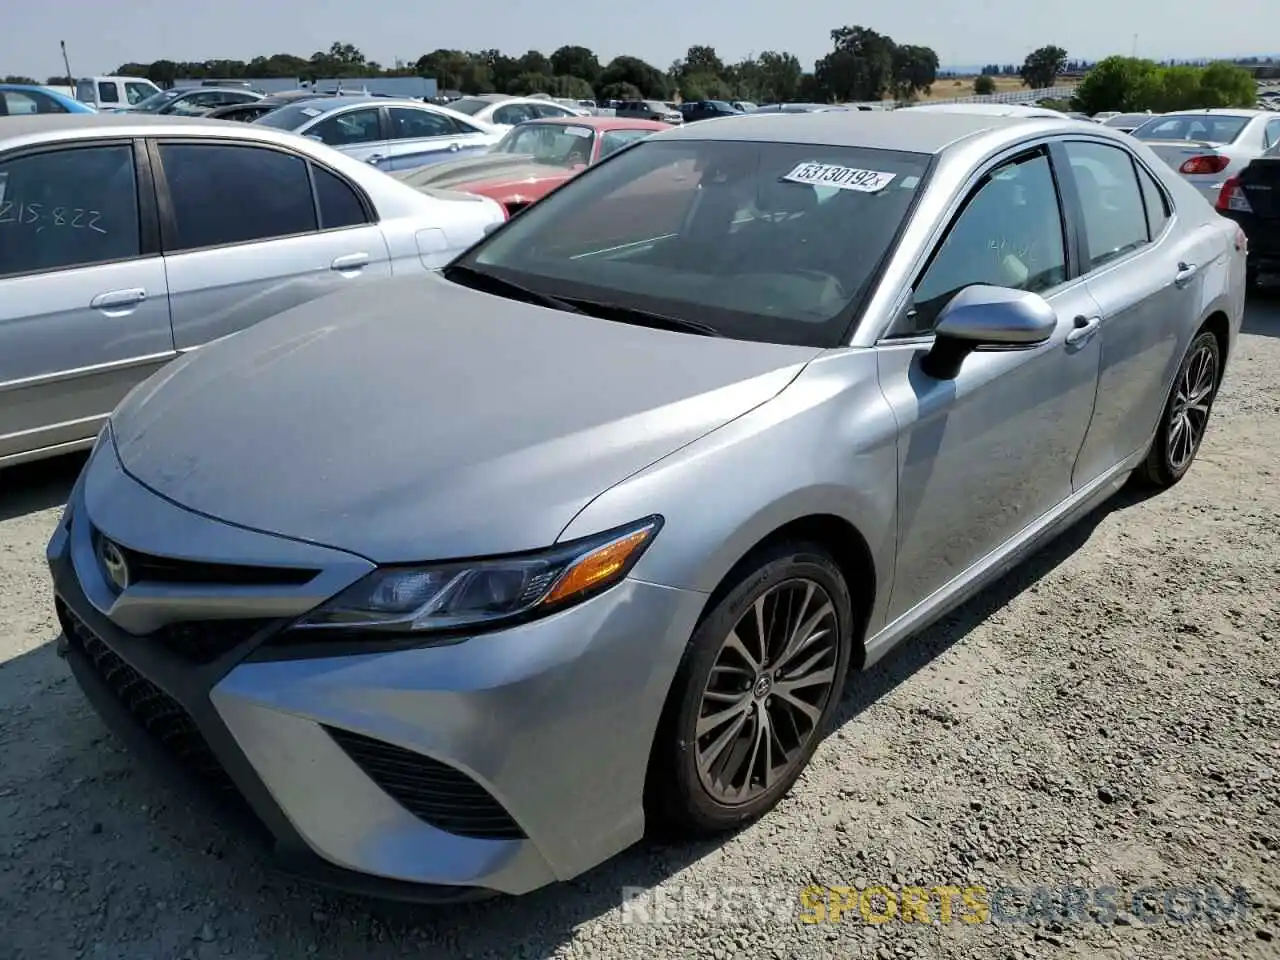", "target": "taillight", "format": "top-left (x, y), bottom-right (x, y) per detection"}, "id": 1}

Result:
top-left (1216, 176), bottom-right (1253, 213)
top-left (1179, 154), bottom-right (1230, 175)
